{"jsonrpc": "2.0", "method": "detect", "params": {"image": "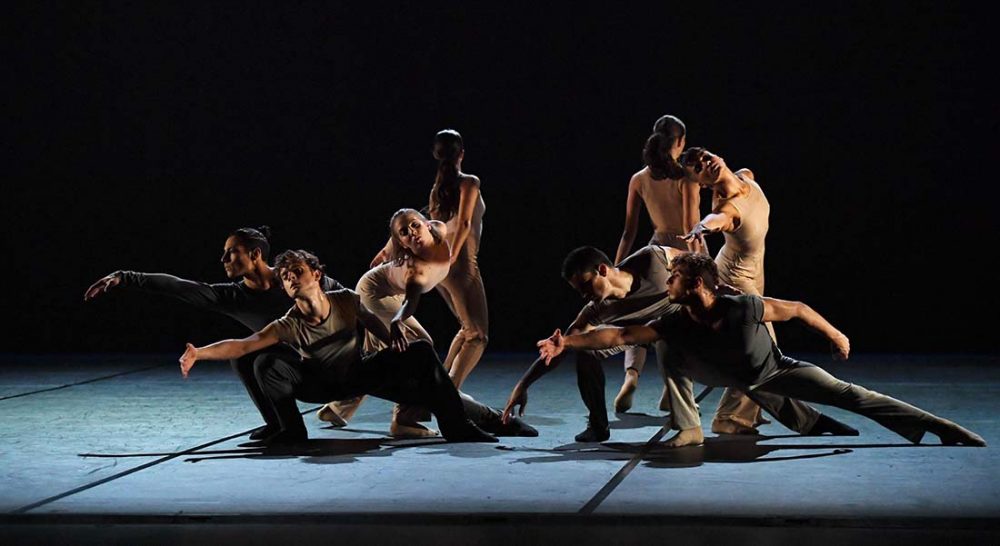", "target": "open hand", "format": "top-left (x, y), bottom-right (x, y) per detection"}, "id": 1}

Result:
top-left (179, 343), bottom-right (198, 378)
top-left (536, 328), bottom-right (565, 365)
